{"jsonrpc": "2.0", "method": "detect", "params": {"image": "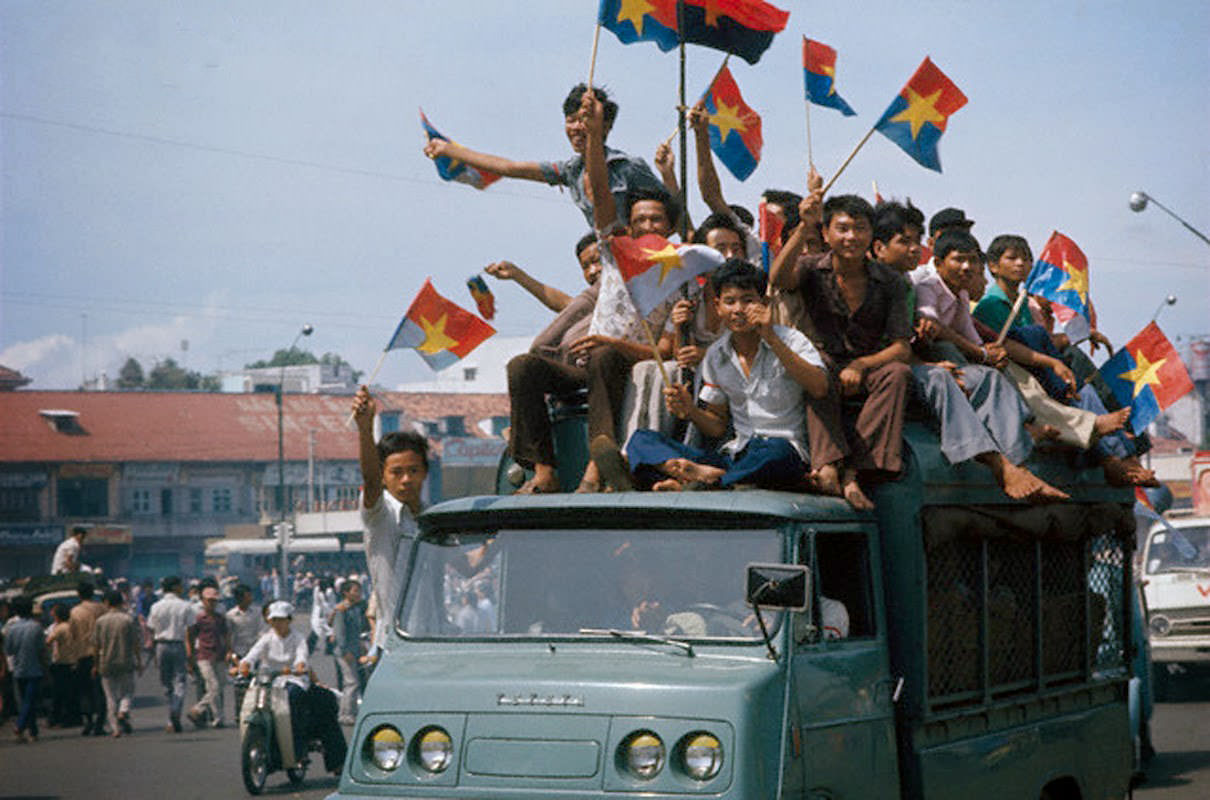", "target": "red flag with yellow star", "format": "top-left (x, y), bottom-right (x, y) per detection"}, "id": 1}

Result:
top-left (873, 57), bottom-right (966, 172)
top-left (702, 63), bottom-right (762, 181)
top-left (1025, 231), bottom-right (1091, 322)
top-left (1099, 322), bottom-right (1193, 434)
top-left (386, 279), bottom-right (495, 371)
top-left (610, 234), bottom-right (725, 318)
